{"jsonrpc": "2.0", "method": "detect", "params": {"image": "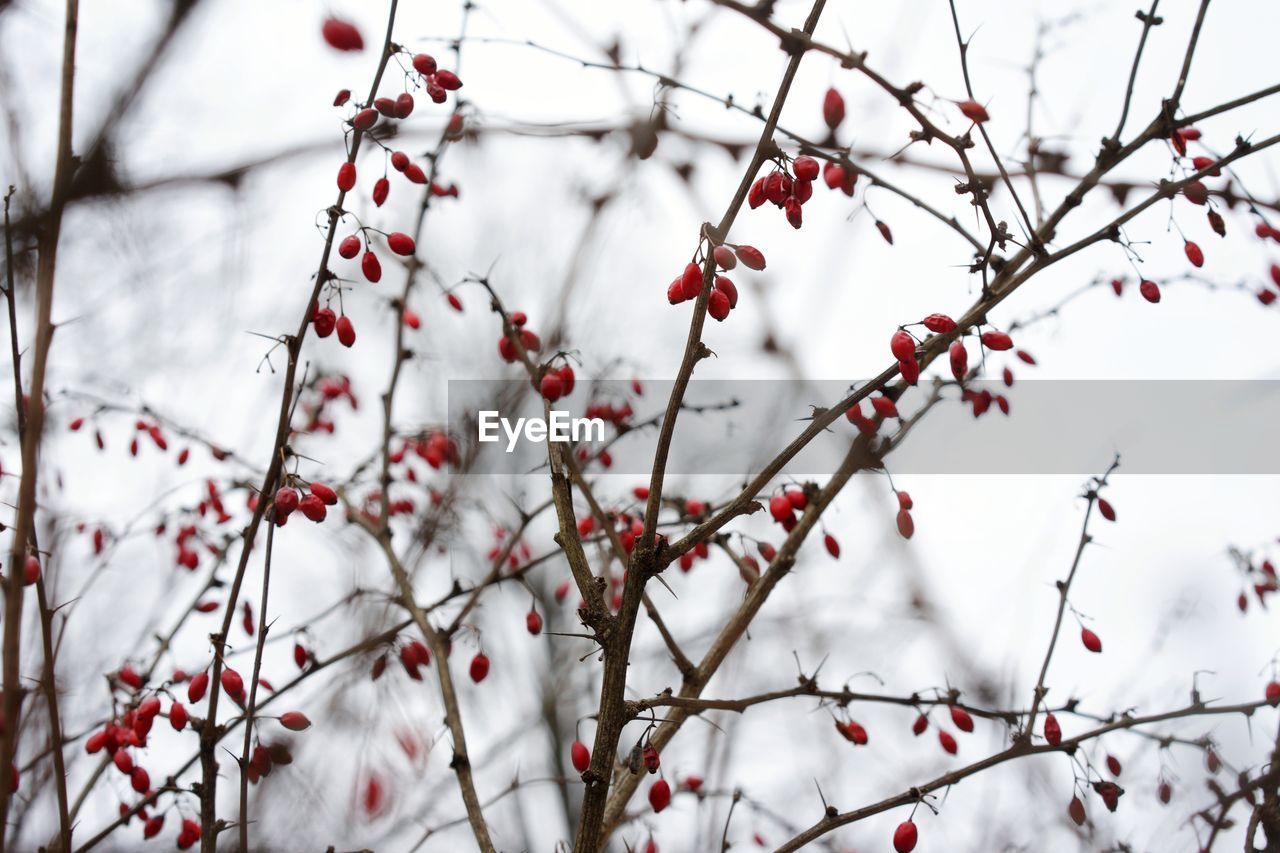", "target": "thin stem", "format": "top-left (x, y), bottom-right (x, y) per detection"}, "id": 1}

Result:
top-left (0, 1), bottom-right (77, 847)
